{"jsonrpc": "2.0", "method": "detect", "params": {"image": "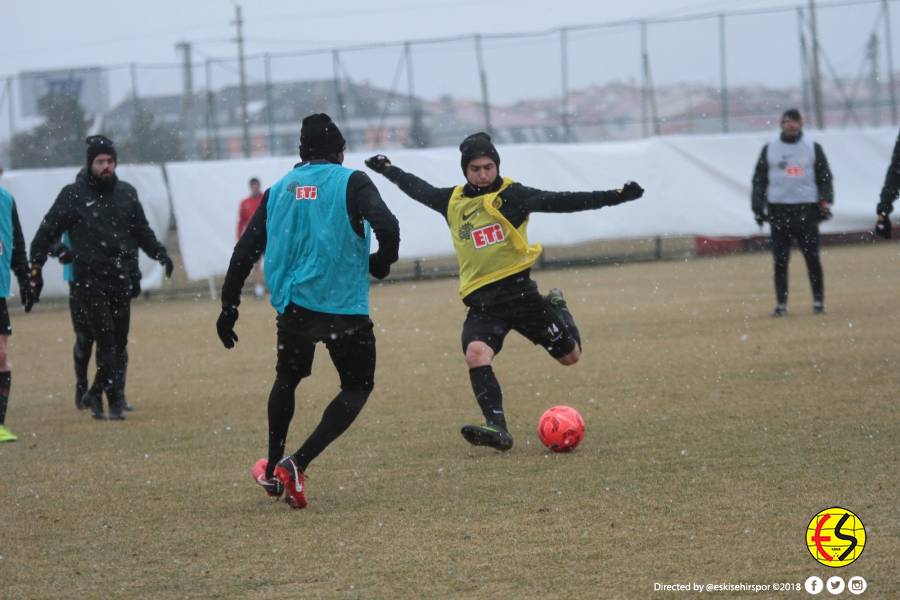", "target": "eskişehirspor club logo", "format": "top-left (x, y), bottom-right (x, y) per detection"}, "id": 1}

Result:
top-left (806, 507), bottom-right (866, 567)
